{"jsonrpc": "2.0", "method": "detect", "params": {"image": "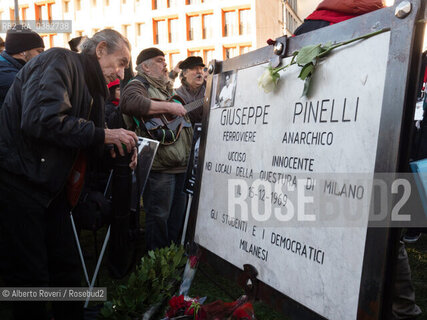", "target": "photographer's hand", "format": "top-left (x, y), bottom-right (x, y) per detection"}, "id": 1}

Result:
top-left (104, 128), bottom-right (138, 156)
